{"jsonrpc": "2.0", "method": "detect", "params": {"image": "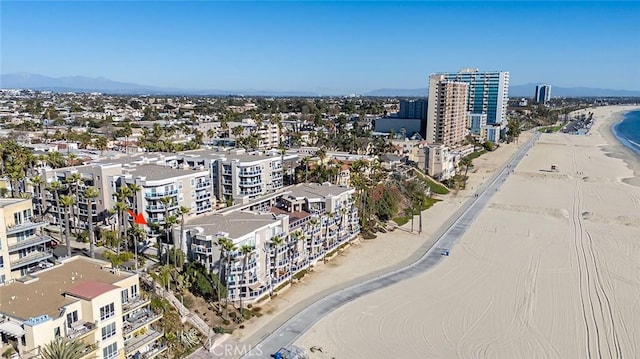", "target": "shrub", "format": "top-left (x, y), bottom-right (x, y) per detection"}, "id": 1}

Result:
top-left (222, 320), bottom-right (230, 325)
